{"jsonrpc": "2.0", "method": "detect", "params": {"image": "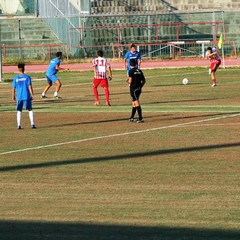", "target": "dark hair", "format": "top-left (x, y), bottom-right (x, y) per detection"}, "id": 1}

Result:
top-left (130, 43), bottom-right (136, 48)
top-left (130, 58), bottom-right (137, 67)
top-left (207, 47), bottom-right (212, 51)
top-left (18, 63), bottom-right (25, 71)
top-left (56, 51), bottom-right (62, 57)
top-left (97, 50), bottom-right (103, 57)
